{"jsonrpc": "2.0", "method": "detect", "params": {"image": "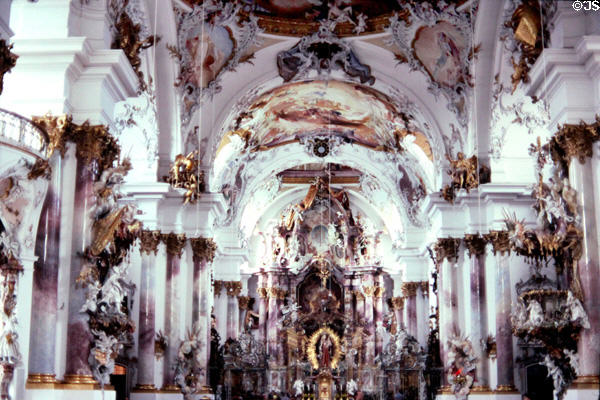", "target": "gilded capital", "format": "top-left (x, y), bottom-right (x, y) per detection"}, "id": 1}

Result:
top-left (161, 232), bottom-right (187, 258)
top-left (484, 231), bottom-right (510, 255)
top-left (374, 286), bottom-right (385, 298)
top-left (266, 287), bottom-right (287, 300)
top-left (139, 230), bottom-right (161, 255)
top-left (189, 237), bottom-right (217, 263)
top-left (464, 234), bottom-right (487, 258)
top-left (213, 280), bottom-right (224, 296)
top-left (390, 296), bottom-right (404, 310)
top-left (31, 114), bottom-right (120, 174)
top-left (434, 238), bottom-right (461, 263)
top-left (550, 117), bottom-right (600, 170)
top-left (353, 290), bottom-right (365, 301)
top-left (257, 287), bottom-right (268, 299)
top-left (401, 282), bottom-right (419, 298)
top-left (418, 281), bottom-right (429, 295)
top-left (238, 295), bottom-right (251, 310)
top-left (31, 114), bottom-right (71, 158)
top-left (362, 286), bottom-right (377, 298)
top-left (224, 281), bottom-right (242, 297)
